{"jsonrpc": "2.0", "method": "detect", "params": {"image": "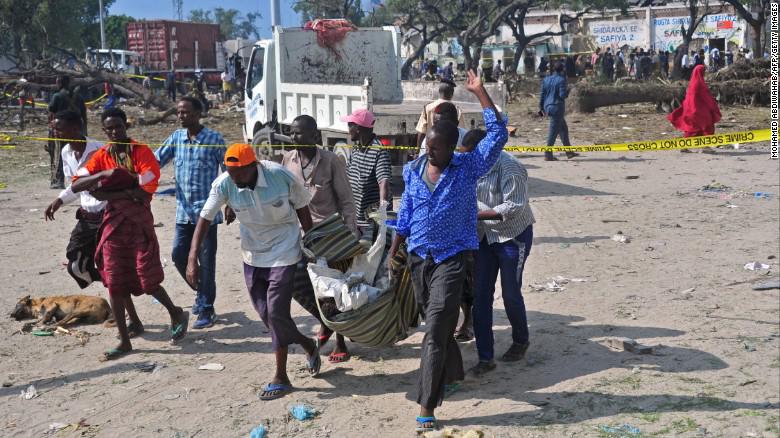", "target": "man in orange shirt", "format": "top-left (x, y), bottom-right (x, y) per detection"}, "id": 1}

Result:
top-left (71, 107), bottom-right (188, 361)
